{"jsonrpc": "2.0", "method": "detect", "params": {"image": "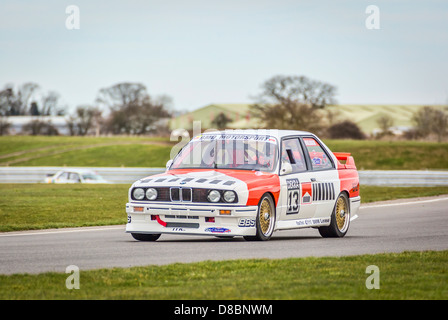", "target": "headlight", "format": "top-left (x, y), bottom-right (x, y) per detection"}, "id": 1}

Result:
top-left (207, 190), bottom-right (221, 203)
top-left (146, 188), bottom-right (158, 201)
top-left (223, 190), bottom-right (236, 203)
top-left (133, 188), bottom-right (145, 200)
